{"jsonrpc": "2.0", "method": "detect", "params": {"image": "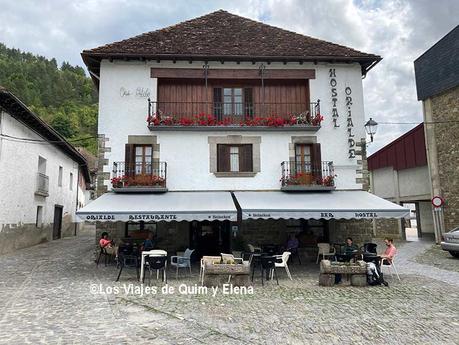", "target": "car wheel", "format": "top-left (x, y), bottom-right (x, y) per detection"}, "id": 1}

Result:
top-left (449, 251), bottom-right (459, 258)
